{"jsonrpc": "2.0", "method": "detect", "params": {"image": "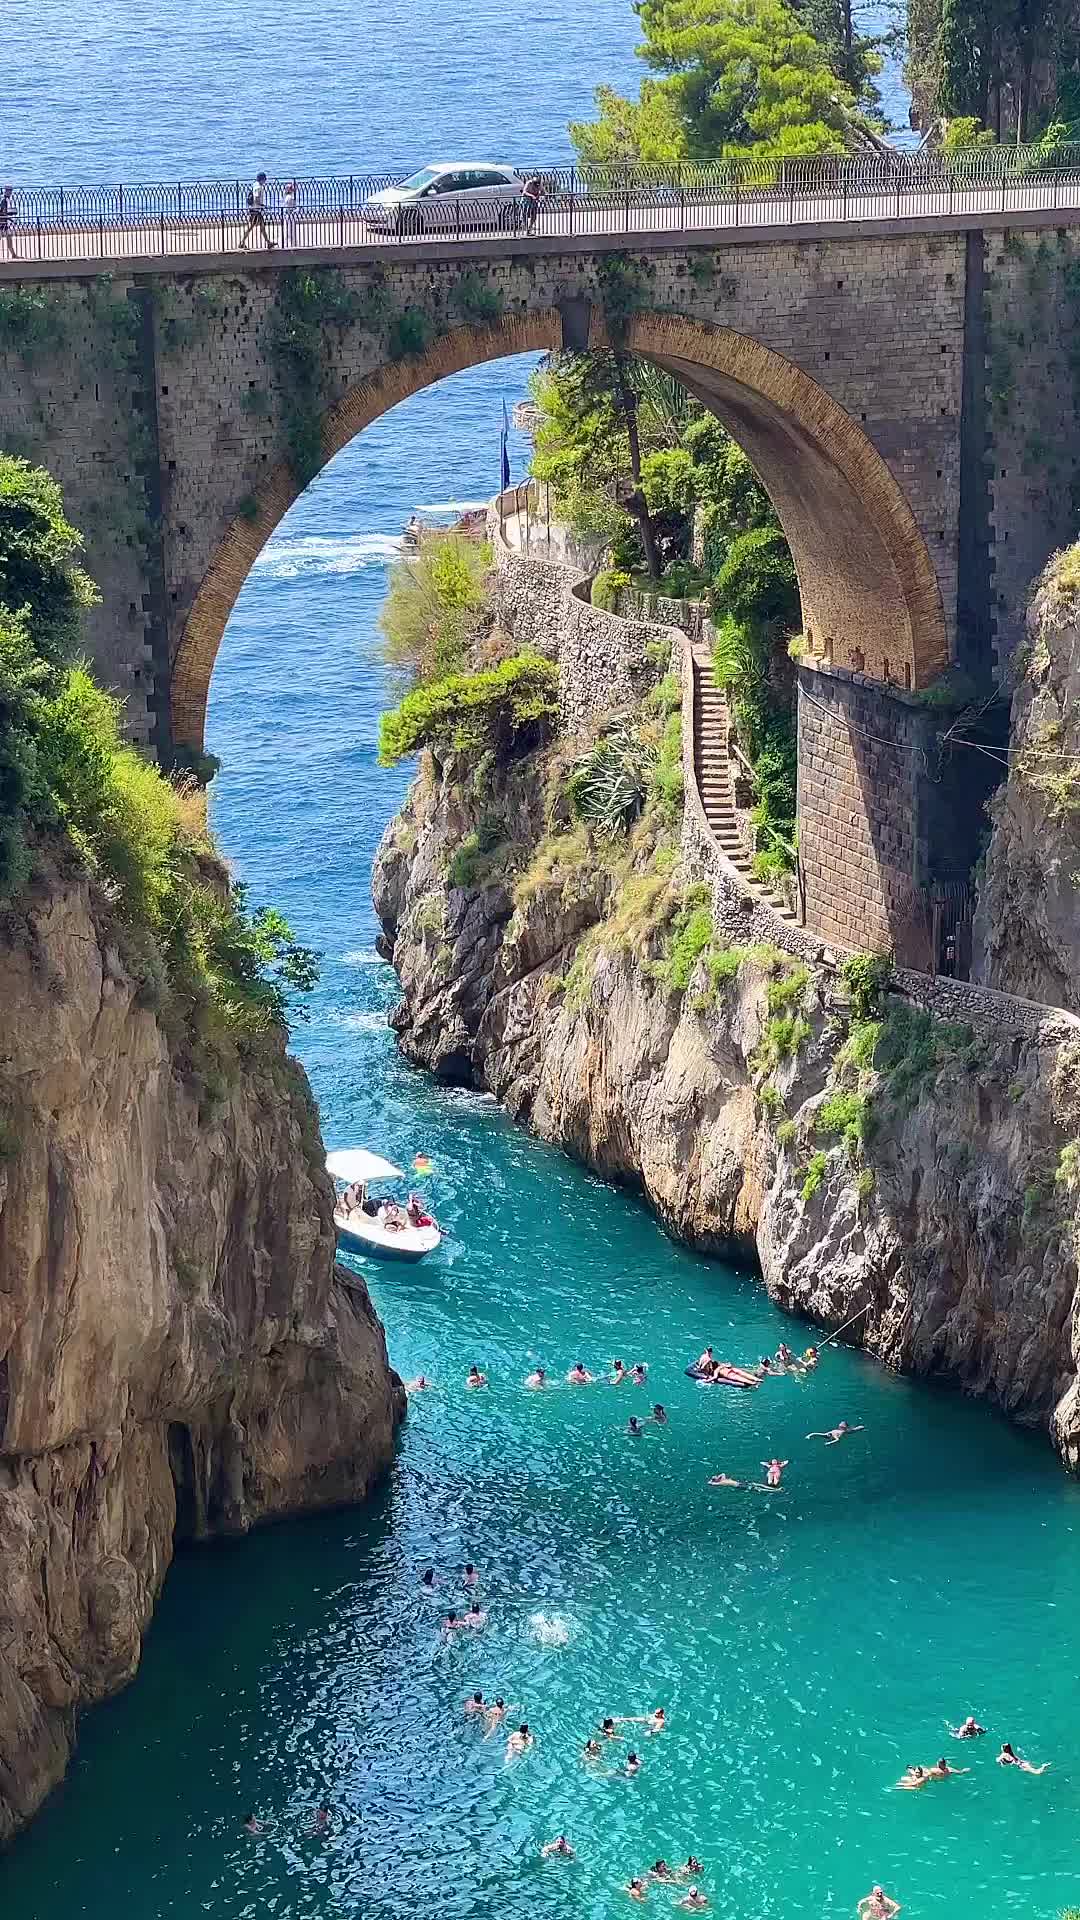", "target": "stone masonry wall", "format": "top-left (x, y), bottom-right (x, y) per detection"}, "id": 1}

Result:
top-left (0, 228), bottom-right (972, 758)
